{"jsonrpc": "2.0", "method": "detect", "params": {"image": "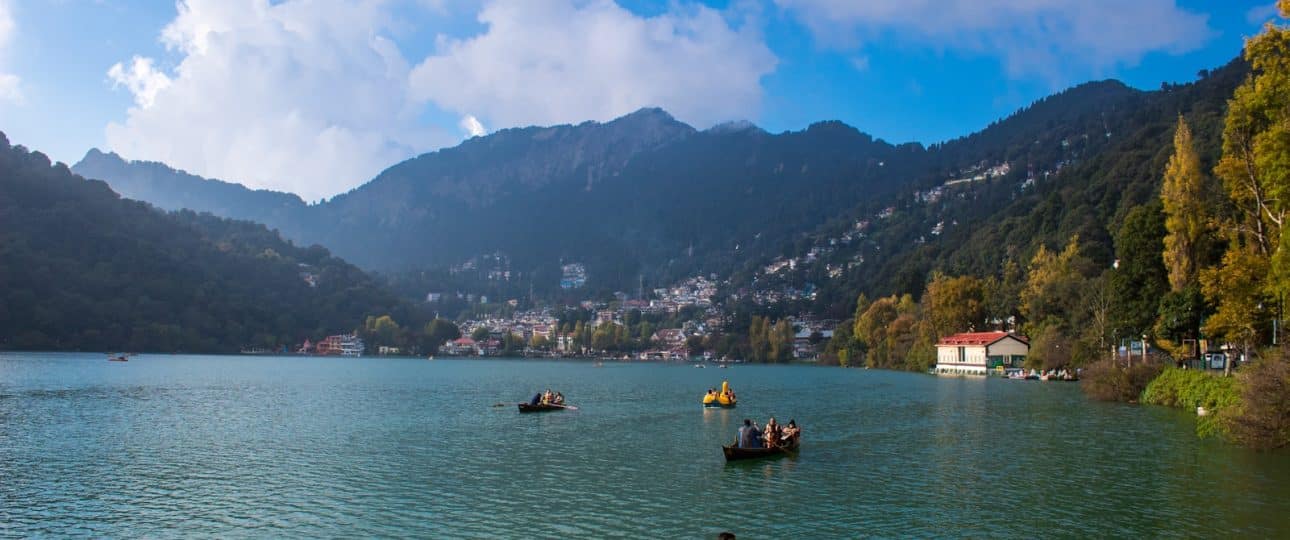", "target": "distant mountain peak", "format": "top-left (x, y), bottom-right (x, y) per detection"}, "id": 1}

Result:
top-left (706, 119), bottom-right (765, 134)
